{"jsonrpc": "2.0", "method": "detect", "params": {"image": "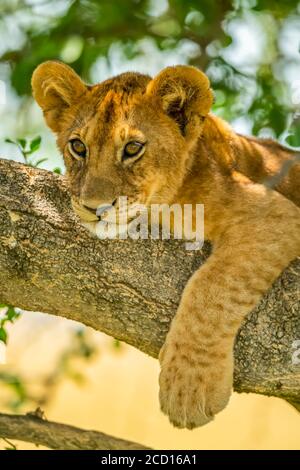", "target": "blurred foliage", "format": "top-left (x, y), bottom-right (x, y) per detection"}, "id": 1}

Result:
top-left (0, 328), bottom-right (97, 411)
top-left (5, 135), bottom-right (63, 171)
top-left (0, 0), bottom-right (300, 140)
top-left (5, 135), bottom-right (45, 165)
